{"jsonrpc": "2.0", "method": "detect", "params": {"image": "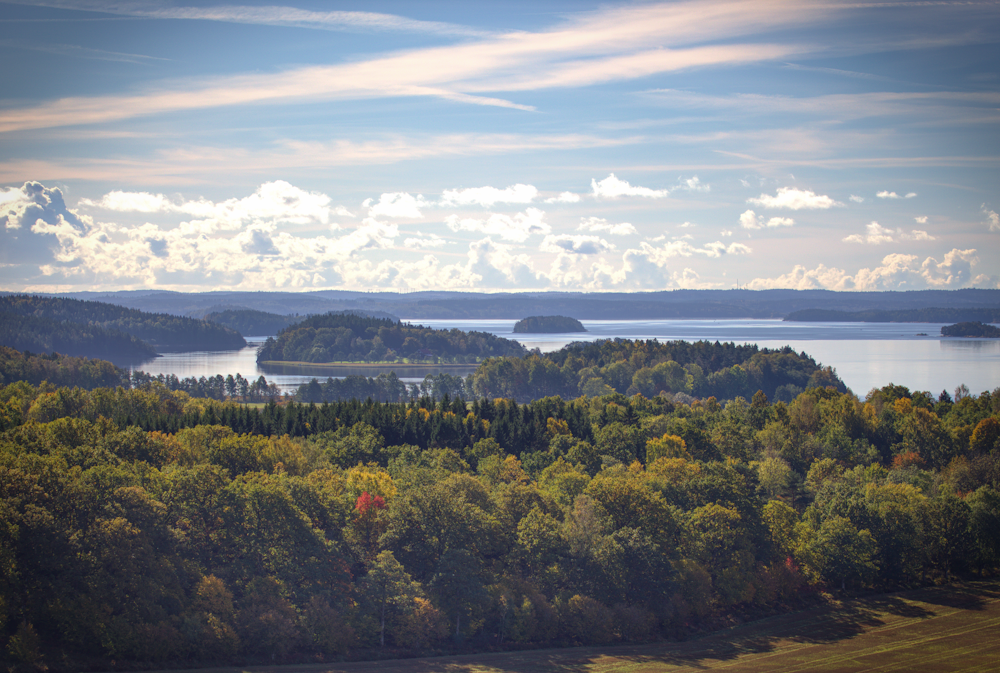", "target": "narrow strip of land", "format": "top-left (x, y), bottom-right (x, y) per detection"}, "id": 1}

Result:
top-left (145, 581), bottom-right (1000, 673)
